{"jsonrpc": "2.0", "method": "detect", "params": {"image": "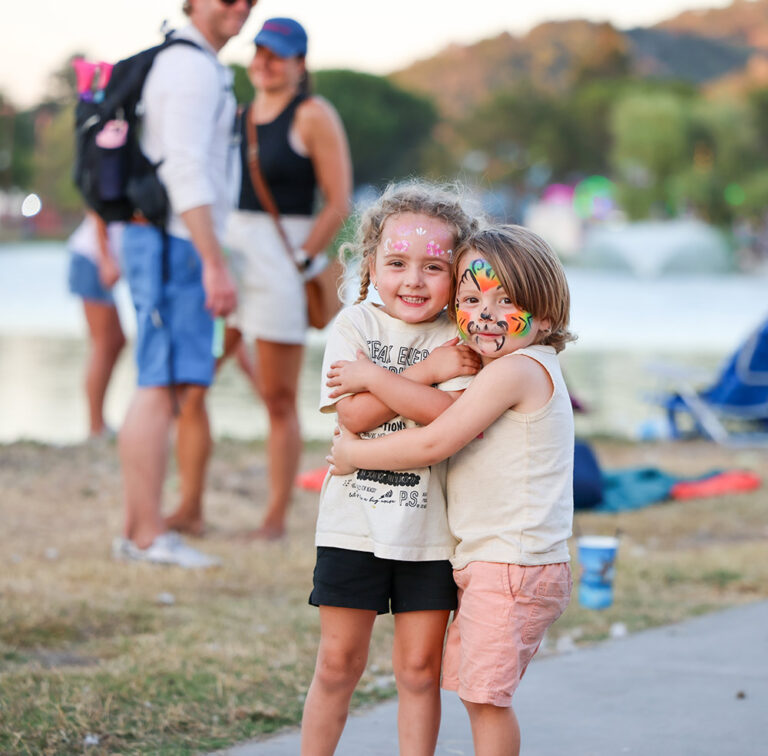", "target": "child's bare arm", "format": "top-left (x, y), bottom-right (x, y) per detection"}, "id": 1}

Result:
top-left (334, 391), bottom-right (401, 434)
top-left (329, 339), bottom-right (480, 429)
top-left (329, 354), bottom-right (542, 473)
